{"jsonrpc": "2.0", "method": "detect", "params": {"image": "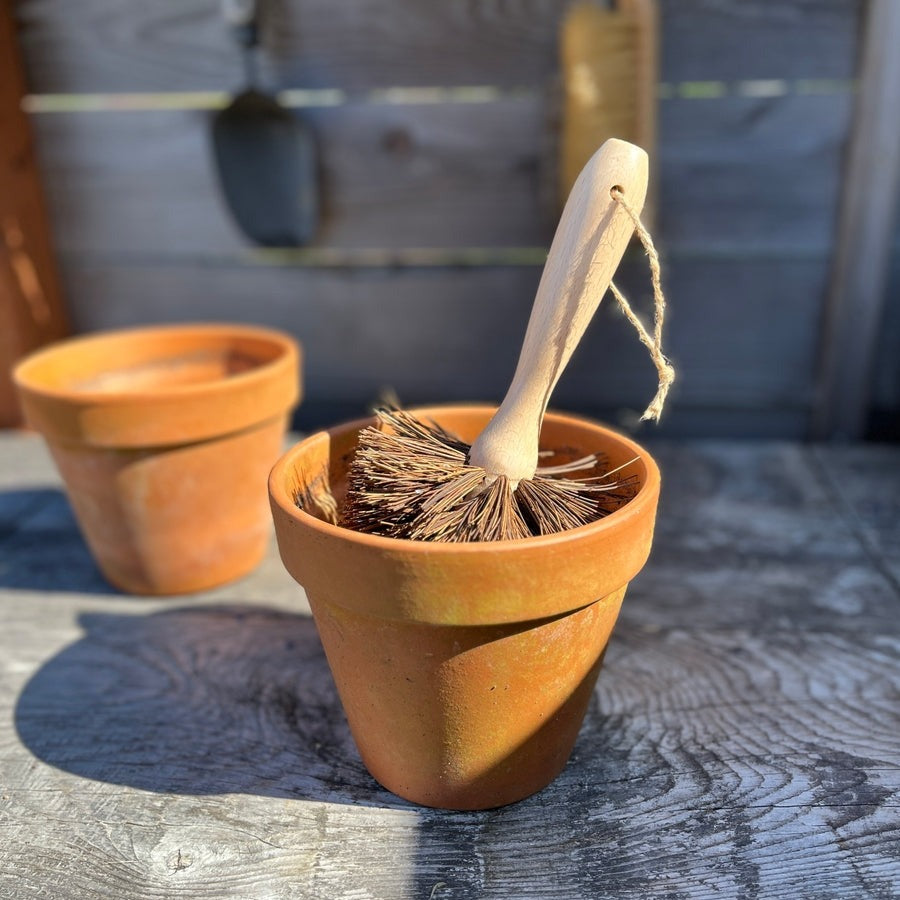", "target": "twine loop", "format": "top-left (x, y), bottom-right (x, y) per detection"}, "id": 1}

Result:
top-left (609, 187), bottom-right (675, 422)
